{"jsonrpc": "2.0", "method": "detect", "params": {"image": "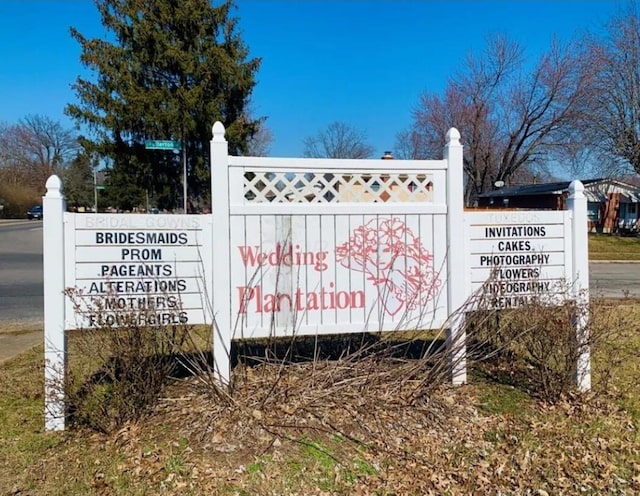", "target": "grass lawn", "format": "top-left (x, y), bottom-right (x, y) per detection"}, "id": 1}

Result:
top-left (589, 233), bottom-right (640, 260)
top-left (1, 300), bottom-right (640, 495)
